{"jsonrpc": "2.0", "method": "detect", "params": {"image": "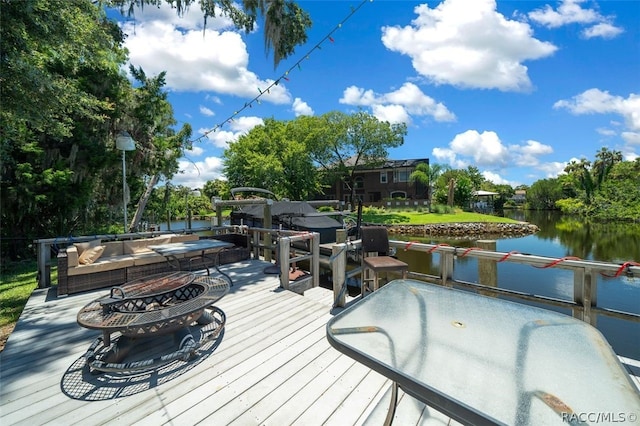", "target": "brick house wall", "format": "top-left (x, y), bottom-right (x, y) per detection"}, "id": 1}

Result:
top-left (320, 158), bottom-right (429, 204)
